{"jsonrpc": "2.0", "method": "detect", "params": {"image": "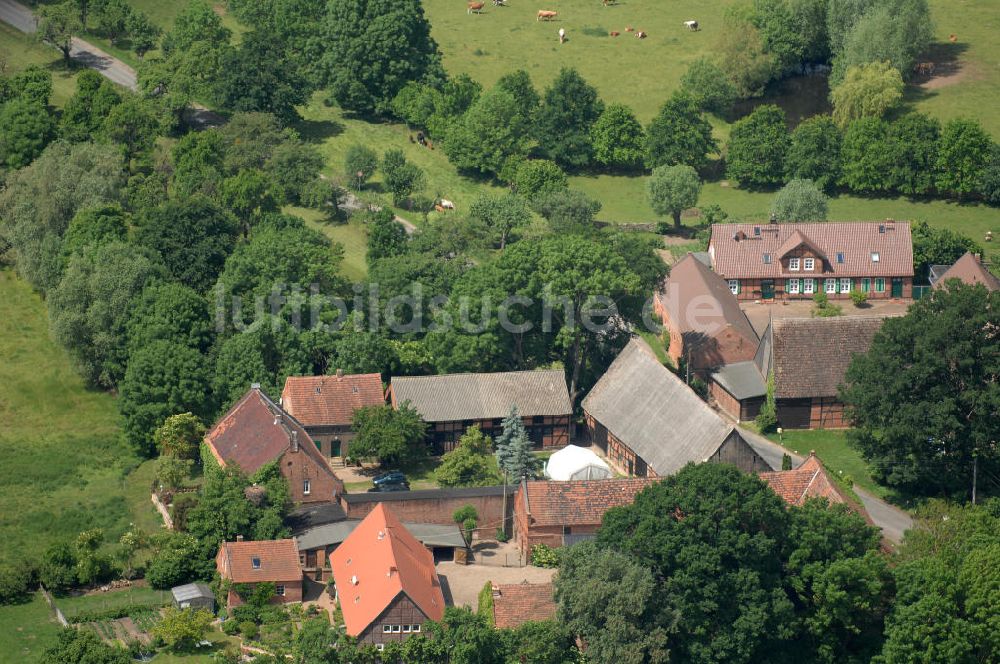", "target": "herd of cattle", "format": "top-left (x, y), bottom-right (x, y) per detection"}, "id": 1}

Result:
top-left (464, 0), bottom-right (700, 42)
